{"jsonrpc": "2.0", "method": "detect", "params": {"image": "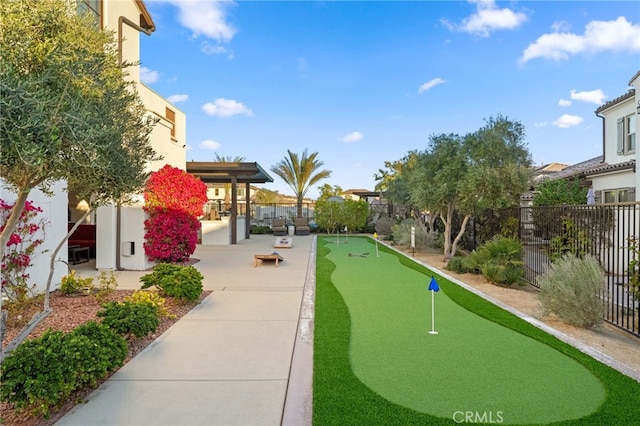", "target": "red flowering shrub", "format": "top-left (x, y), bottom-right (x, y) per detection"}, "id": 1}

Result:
top-left (144, 165), bottom-right (208, 218)
top-left (1, 199), bottom-right (47, 302)
top-left (143, 165), bottom-right (207, 263)
top-left (143, 210), bottom-right (200, 263)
